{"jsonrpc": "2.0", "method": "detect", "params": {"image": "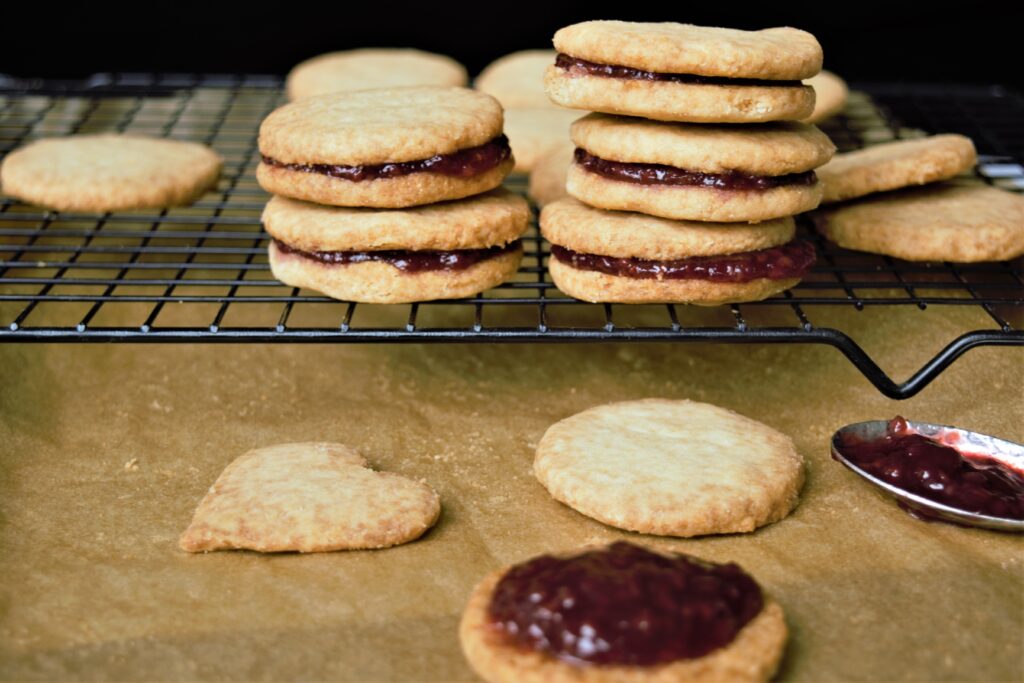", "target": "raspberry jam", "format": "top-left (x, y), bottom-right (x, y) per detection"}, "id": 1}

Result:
top-left (555, 54), bottom-right (801, 87)
top-left (487, 542), bottom-right (764, 666)
top-left (575, 149), bottom-right (817, 190)
top-left (261, 135), bottom-right (511, 181)
top-left (550, 240), bottom-right (815, 283)
top-left (273, 239), bottom-right (519, 273)
top-left (836, 417), bottom-right (1024, 521)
